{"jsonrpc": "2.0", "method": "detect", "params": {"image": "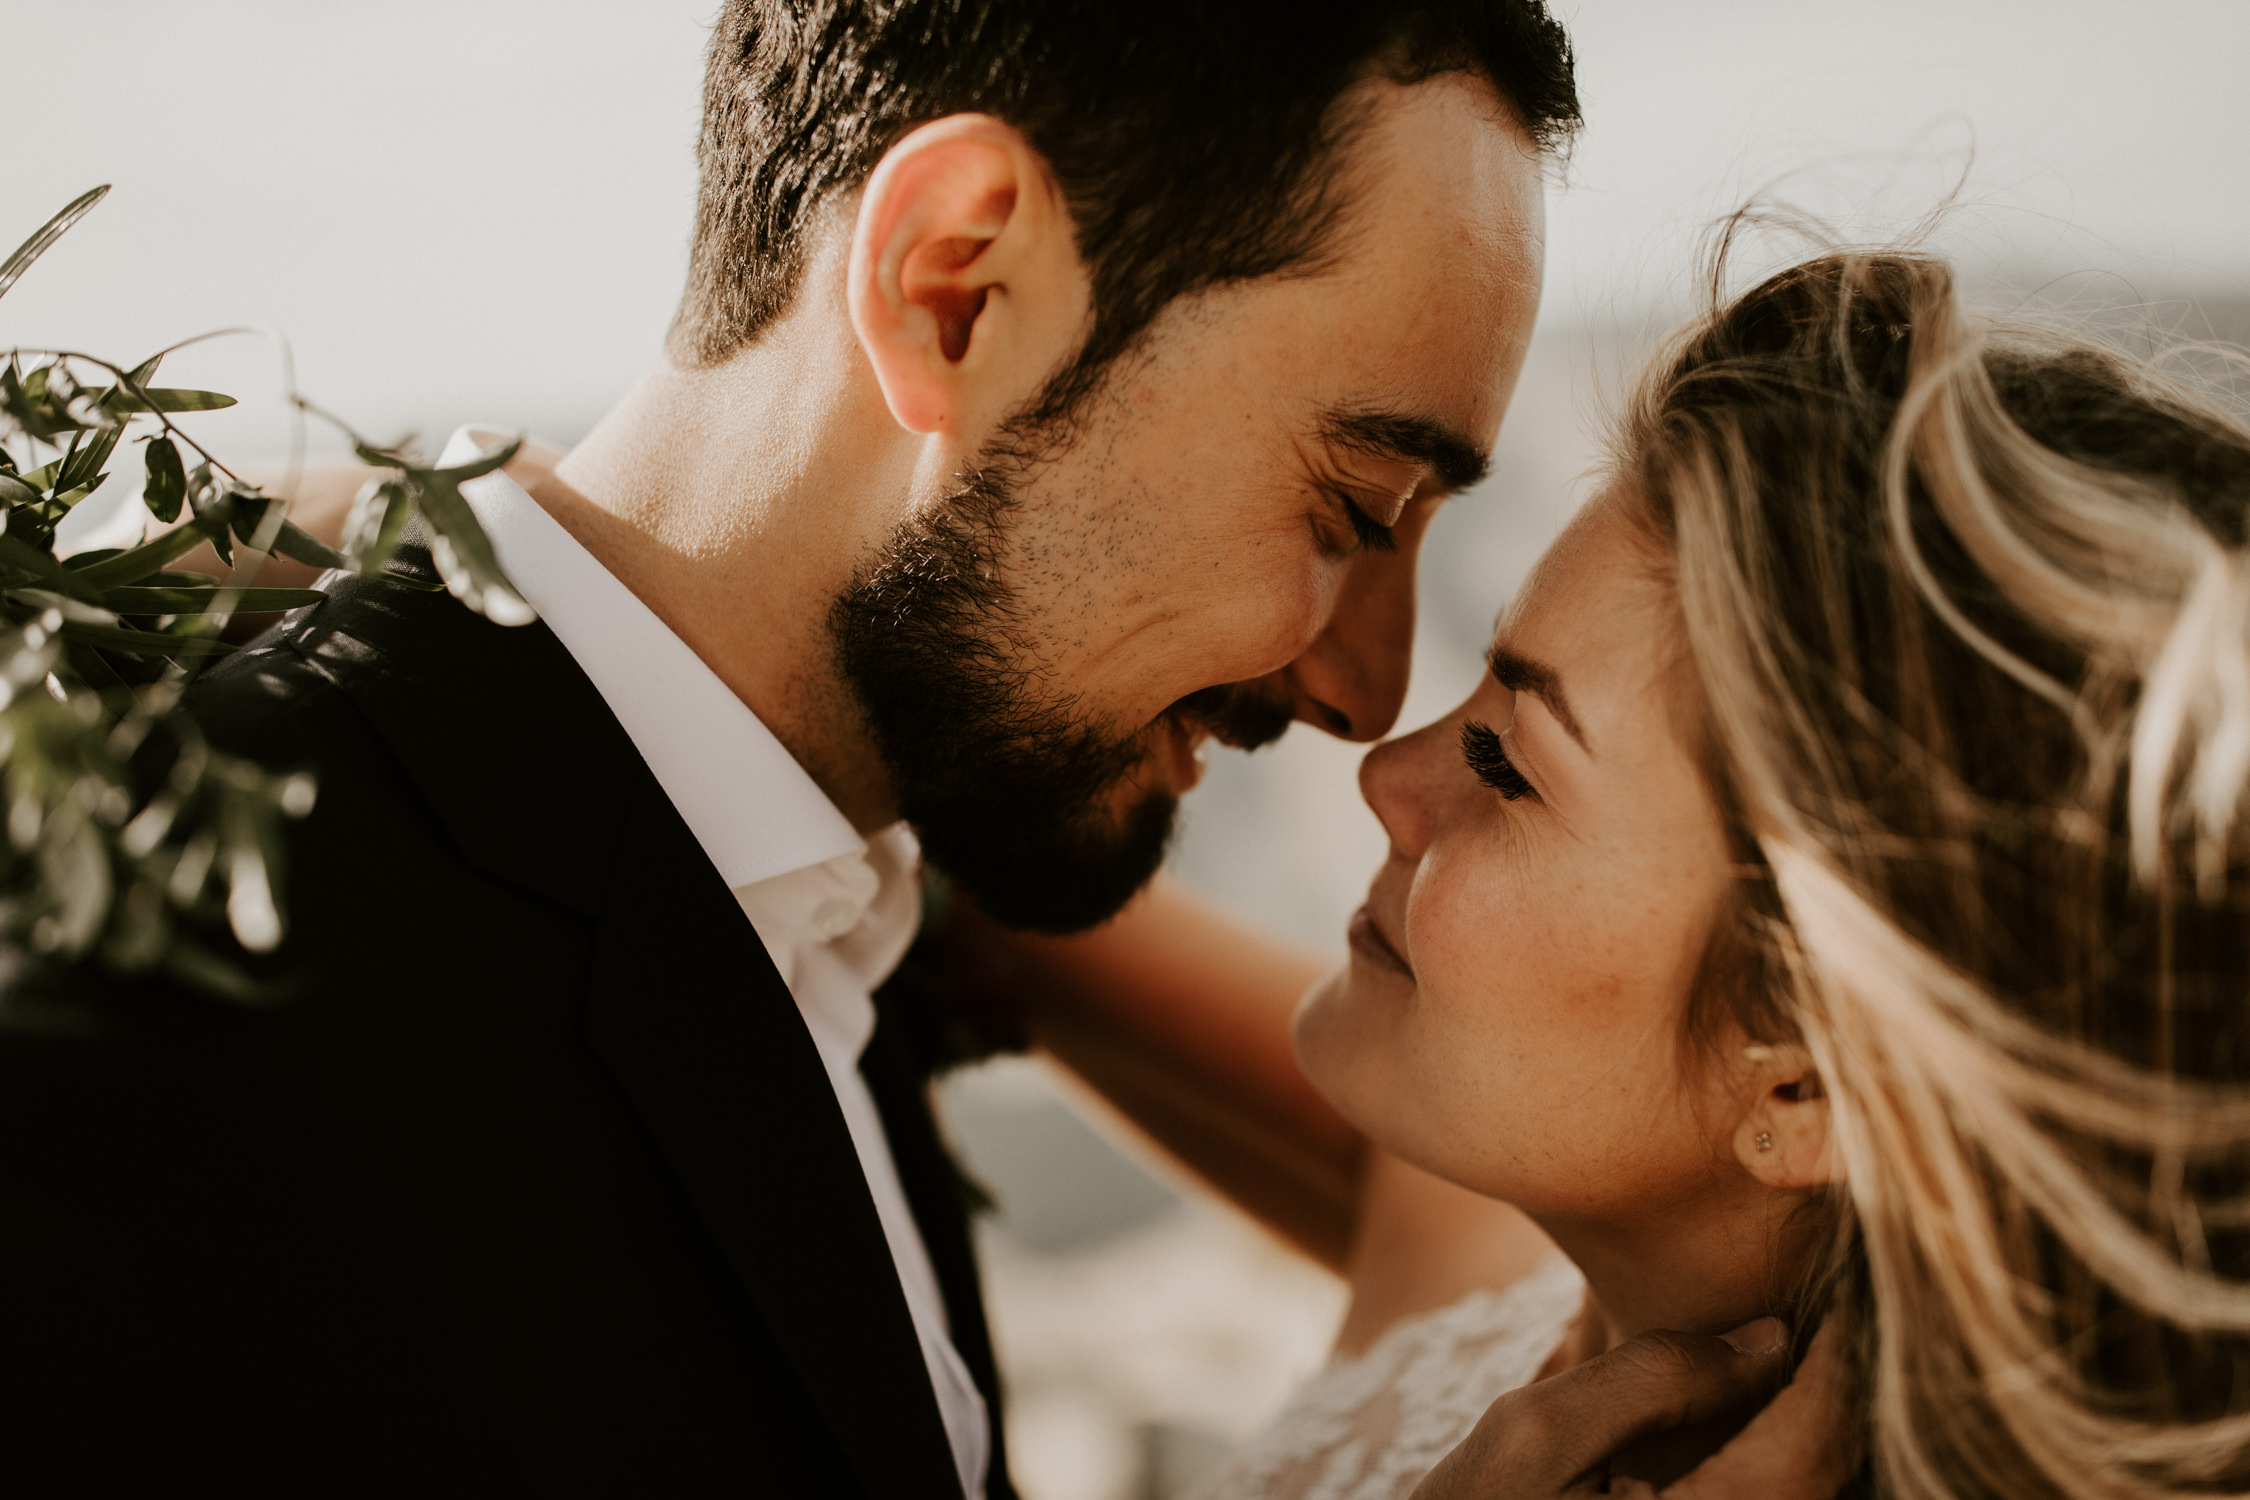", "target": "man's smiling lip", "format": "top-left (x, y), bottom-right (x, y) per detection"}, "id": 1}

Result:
top-left (1347, 903), bottom-right (1414, 979)
top-left (1160, 707), bottom-right (1211, 794)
